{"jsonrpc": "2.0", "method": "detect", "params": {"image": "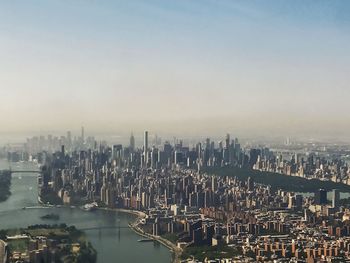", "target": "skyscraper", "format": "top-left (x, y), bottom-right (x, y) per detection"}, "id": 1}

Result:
top-left (144, 131), bottom-right (148, 166)
top-left (225, 134), bottom-right (230, 149)
top-left (315, 189), bottom-right (327, 205)
top-left (130, 133), bottom-right (135, 151)
top-left (67, 131), bottom-right (72, 149)
top-left (247, 177), bottom-right (254, 192)
top-left (332, 189), bottom-right (340, 208)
